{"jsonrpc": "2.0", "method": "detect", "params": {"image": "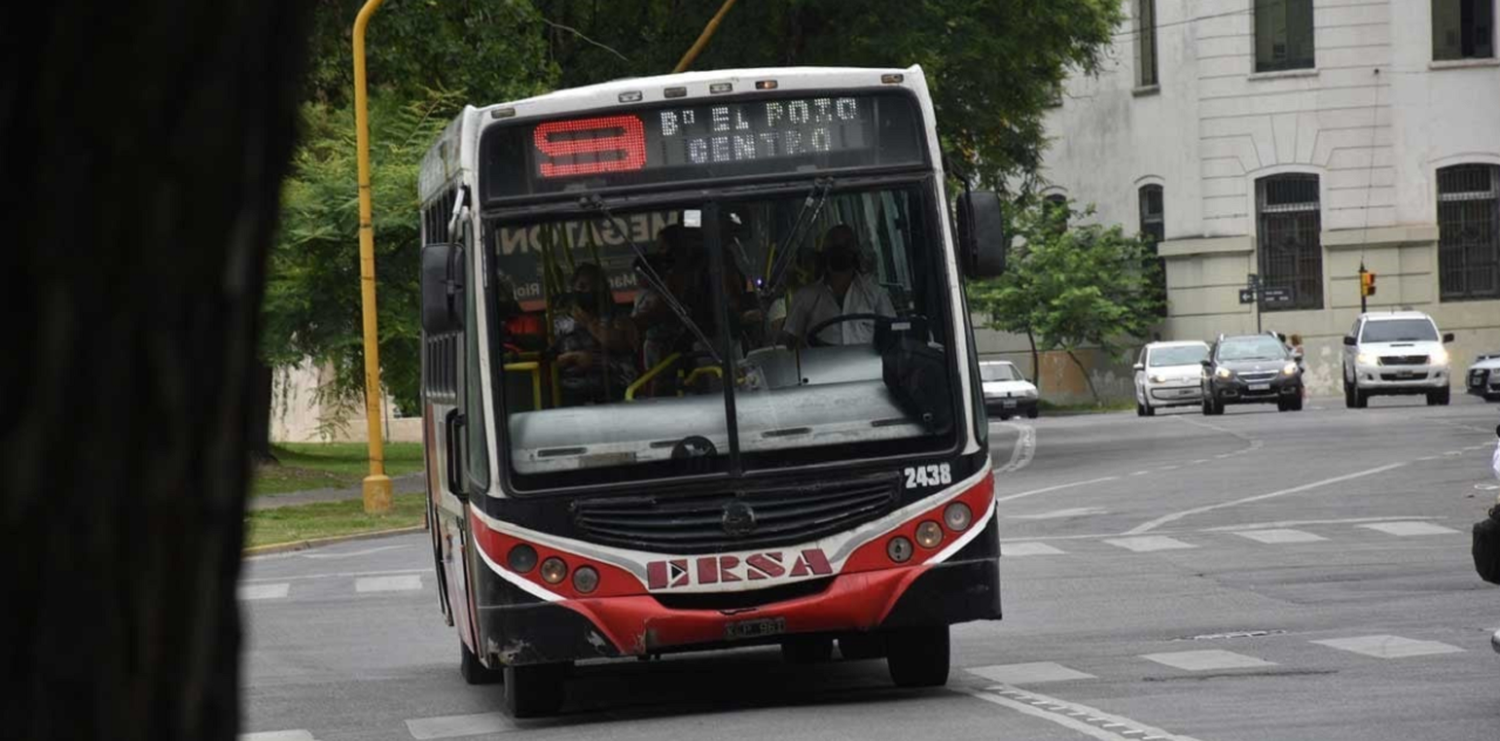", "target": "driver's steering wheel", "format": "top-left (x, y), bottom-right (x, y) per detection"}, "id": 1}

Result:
top-left (804, 313), bottom-right (889, 347)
